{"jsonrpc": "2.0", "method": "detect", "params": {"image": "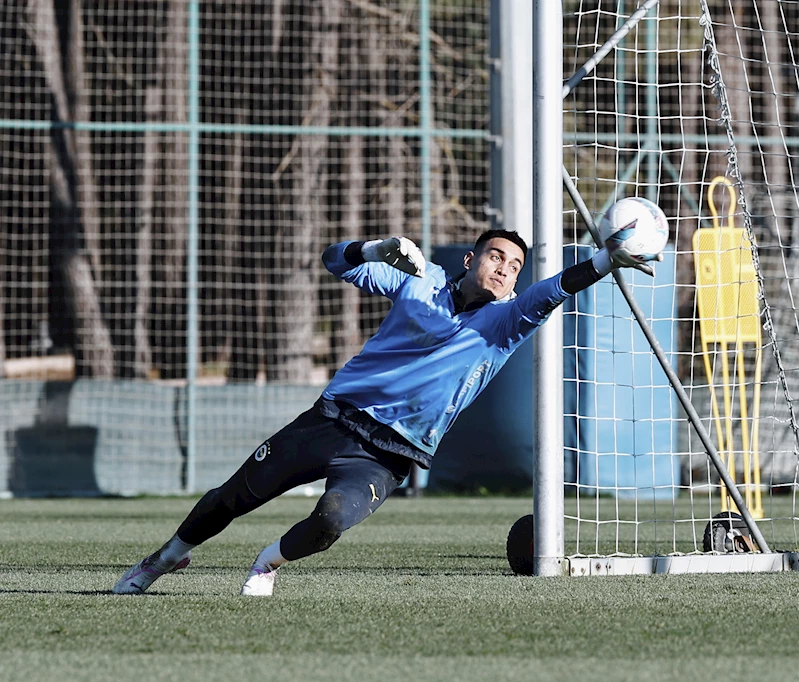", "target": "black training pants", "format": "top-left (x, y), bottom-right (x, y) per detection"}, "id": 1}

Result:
top-left (176, 403), bottom-right (412, 560)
